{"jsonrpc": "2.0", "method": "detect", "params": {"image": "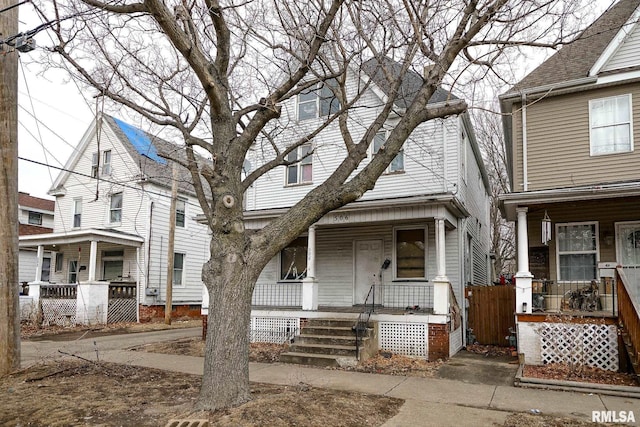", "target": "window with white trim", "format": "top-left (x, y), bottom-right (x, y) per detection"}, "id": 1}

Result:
top-left (280, 237), bottom-right (308, 280)
top-left (556, 222), bottom-right (598, 281)
top-left (68, 260), bottom-right (78, 283)
top-left (102, 150), bottom-right (112, 175)
top-left (176, 199), bottom-right (186, 227)
top-left (55, 253), bottom-right (63, 272)
top-left (394, 226), bottom-right (426, 279)
top-left (73, 198), bottom-right (82, 228)
top-left (91, 152), bottom-right (99, 178)
top-left (285, 144), bottom-right (313, 185)
top-left (373, 131), bottom-right (404, 173)
top-left (297, 79), bottom-right (340, 120)
top-left (173, 253), bottom-right (185, 286)
top-left (28, 211), bottom-right (42, 225)
top-left (589, 94), bottom-right (633, 155)
top-left (109, 192), bottom-right (123, 223)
